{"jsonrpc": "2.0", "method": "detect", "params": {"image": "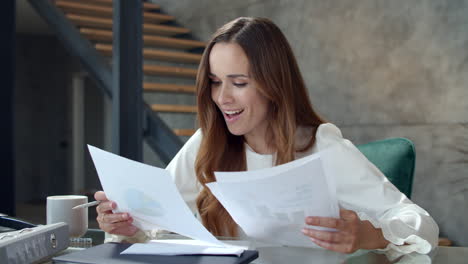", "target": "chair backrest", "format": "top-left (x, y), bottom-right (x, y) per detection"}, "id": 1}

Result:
top-left (356, 138), bottom-right (415, 198)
